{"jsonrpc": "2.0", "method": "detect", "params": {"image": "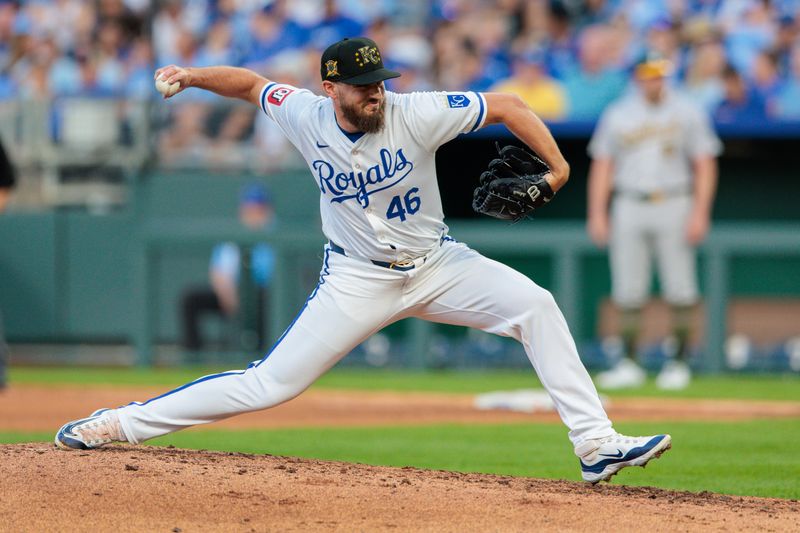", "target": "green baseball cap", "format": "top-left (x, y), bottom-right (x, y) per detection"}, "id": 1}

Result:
top-left (320, 37), bottom-right (401, 86)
